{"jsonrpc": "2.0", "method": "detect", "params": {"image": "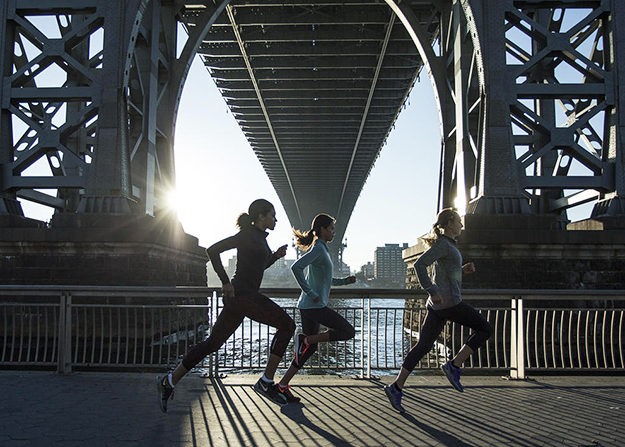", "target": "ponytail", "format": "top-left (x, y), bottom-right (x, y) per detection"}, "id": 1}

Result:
top-left (293, 229), bottom-right (316, 250)
top-left (236, 213), bottom-right (253, 230)
top-left (293, 213), bottom-right (335, 250)
top-left (422, 208), bottom-right (457, 247)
